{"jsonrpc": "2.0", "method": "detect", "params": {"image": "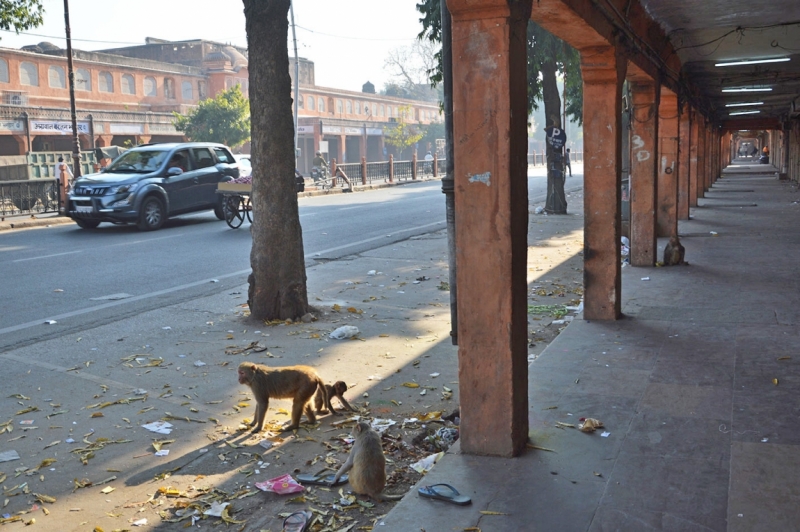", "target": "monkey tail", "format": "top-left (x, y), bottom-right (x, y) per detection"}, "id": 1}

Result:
top-left (380, 491), bottom-right (407, 501)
